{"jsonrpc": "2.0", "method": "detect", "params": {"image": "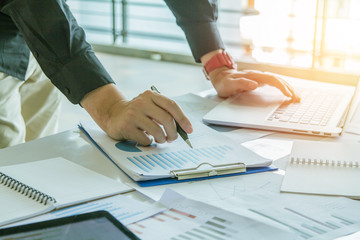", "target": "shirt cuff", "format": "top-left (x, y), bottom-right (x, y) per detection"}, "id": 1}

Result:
top-left (49, 51), bottom-right (115, 104)
top-left (179, 22), bottom-right (225, 63)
